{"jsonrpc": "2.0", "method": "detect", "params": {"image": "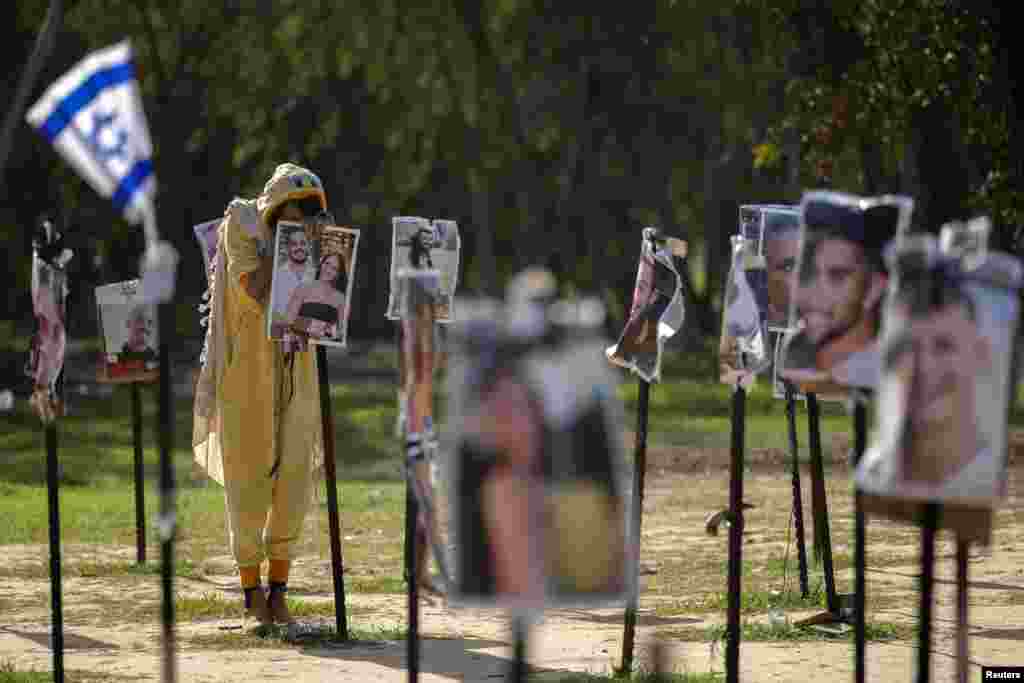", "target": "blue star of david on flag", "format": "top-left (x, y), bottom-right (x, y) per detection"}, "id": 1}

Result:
top-left (26, 40), bottom-right (155, 224)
